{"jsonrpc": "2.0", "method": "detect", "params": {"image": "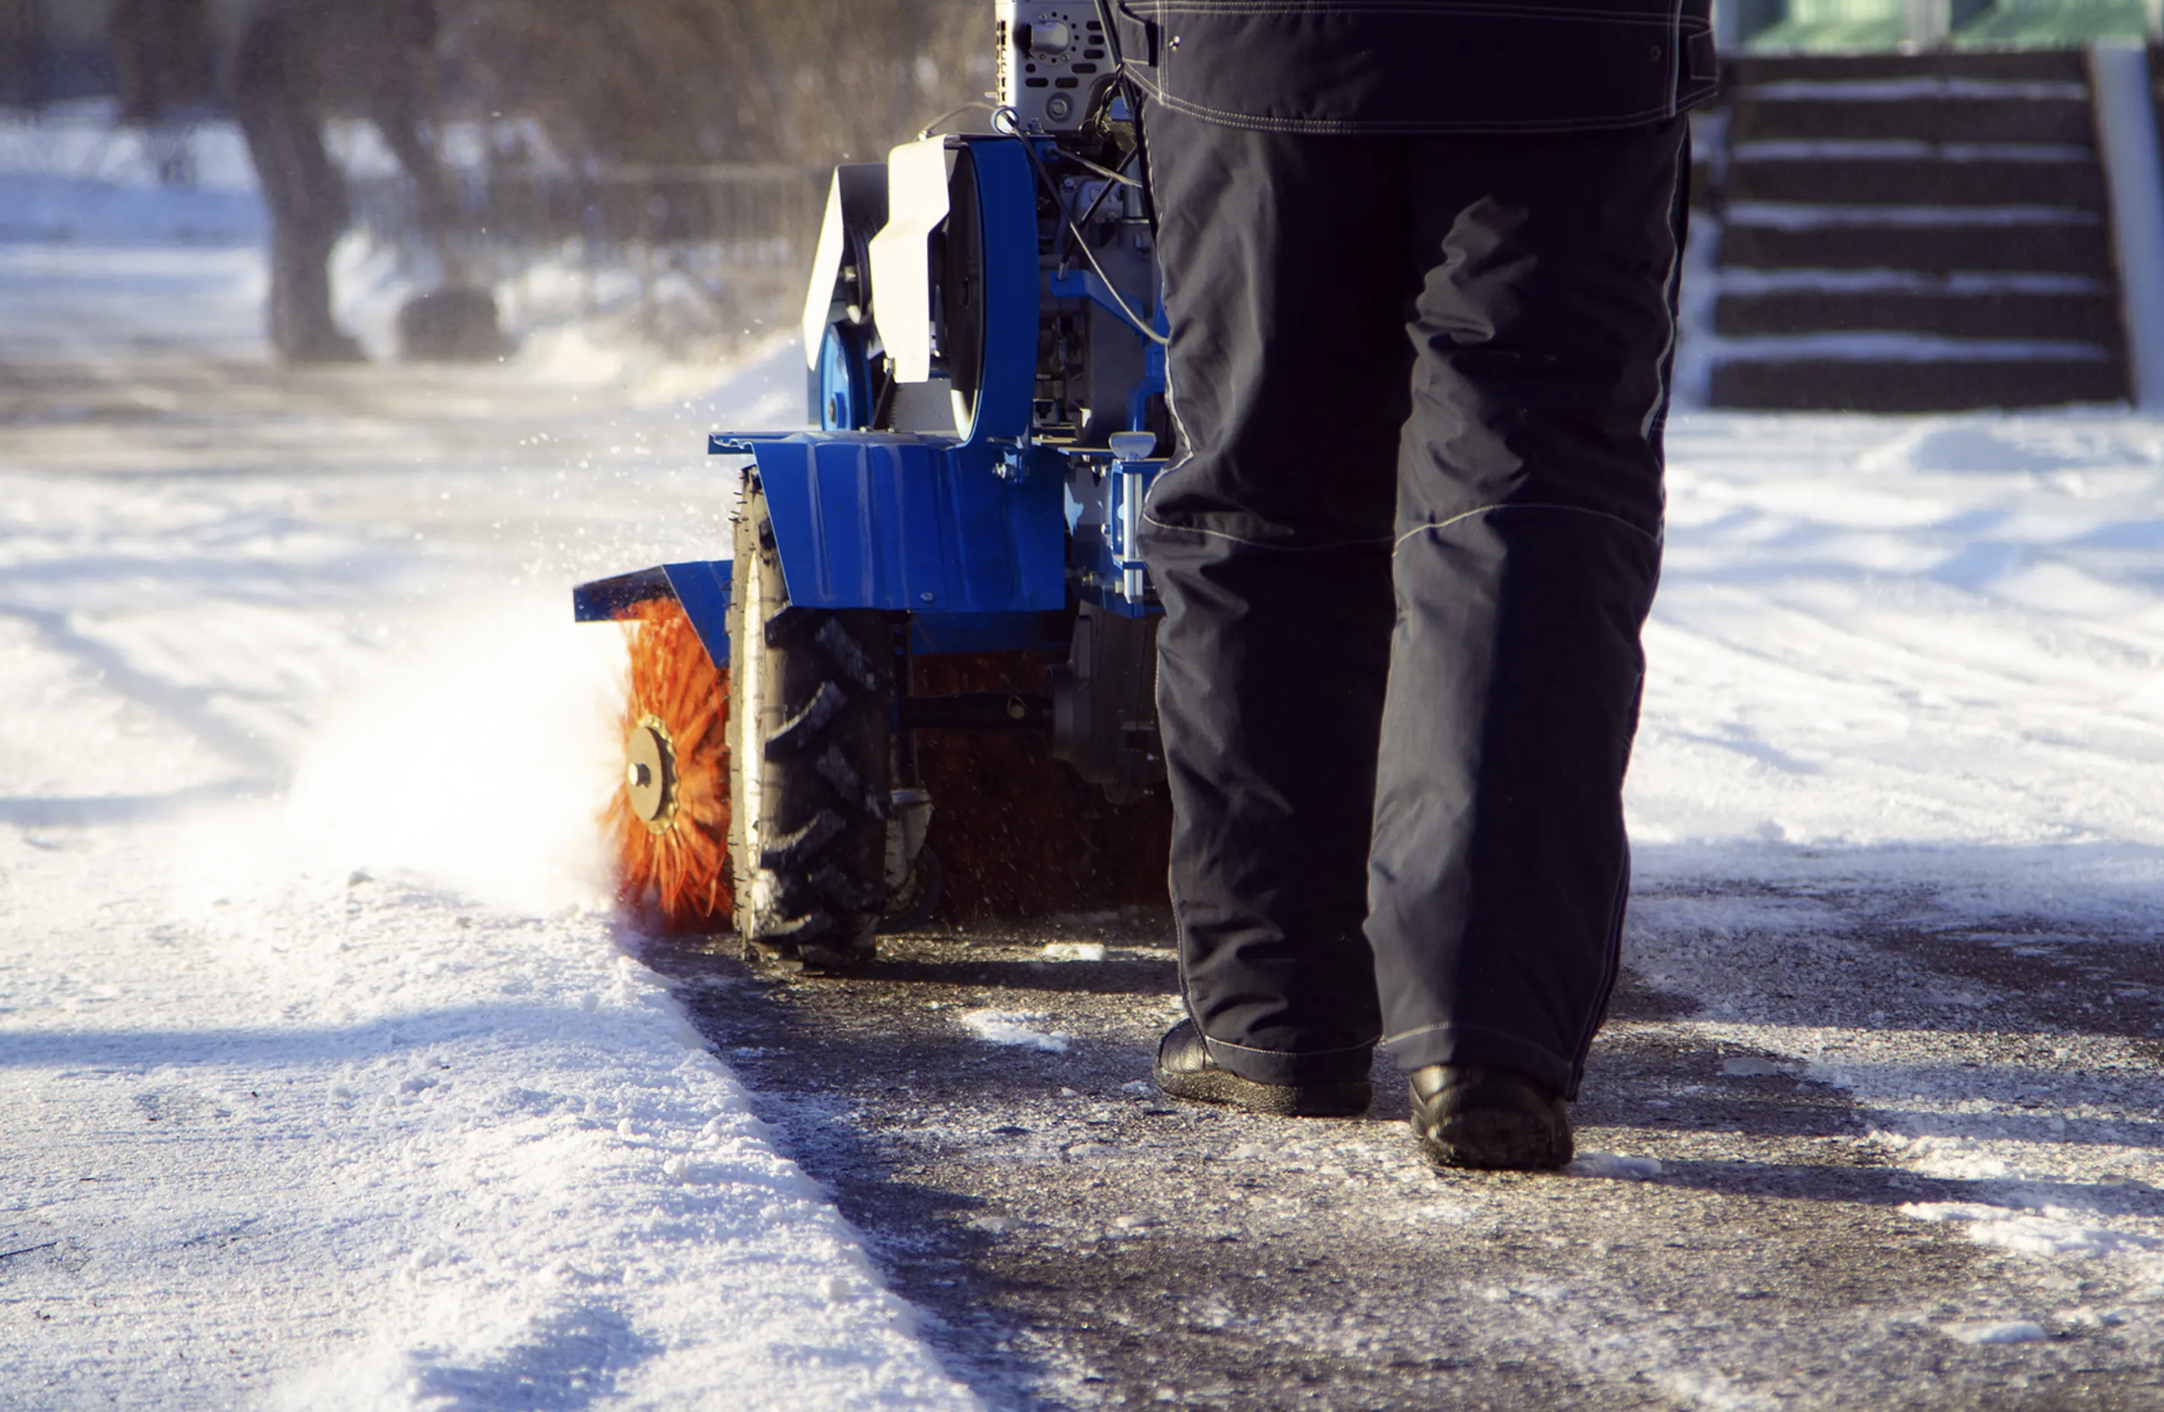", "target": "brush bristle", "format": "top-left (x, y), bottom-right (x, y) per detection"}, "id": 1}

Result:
top-left (605, 600), bottom-right (733, 933)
